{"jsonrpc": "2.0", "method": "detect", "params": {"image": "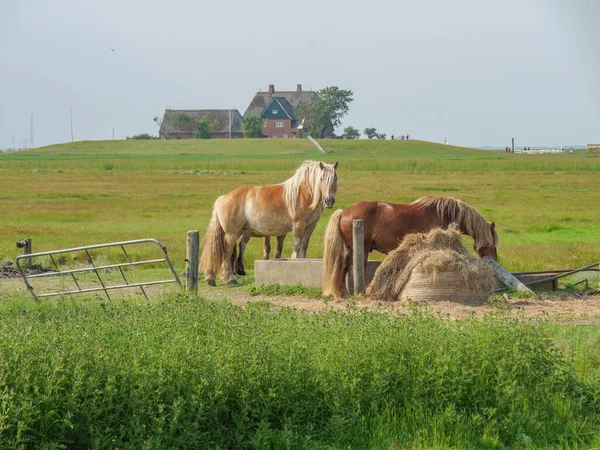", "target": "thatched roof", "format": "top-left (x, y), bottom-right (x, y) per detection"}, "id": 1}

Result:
top-left (159, 109), bottom-right (243, 135)
top-left (243, 85), bottom-right (315, 118)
